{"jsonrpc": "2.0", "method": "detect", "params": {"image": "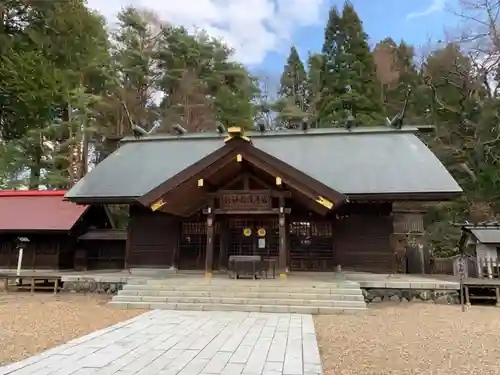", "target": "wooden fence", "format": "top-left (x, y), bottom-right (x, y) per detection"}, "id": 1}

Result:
top-left (432, 256), bottom-right (500, 279)
top-left (475, 258), bottom-right (500, 279)
top-left (432, 257), bottom-right (454, 275)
